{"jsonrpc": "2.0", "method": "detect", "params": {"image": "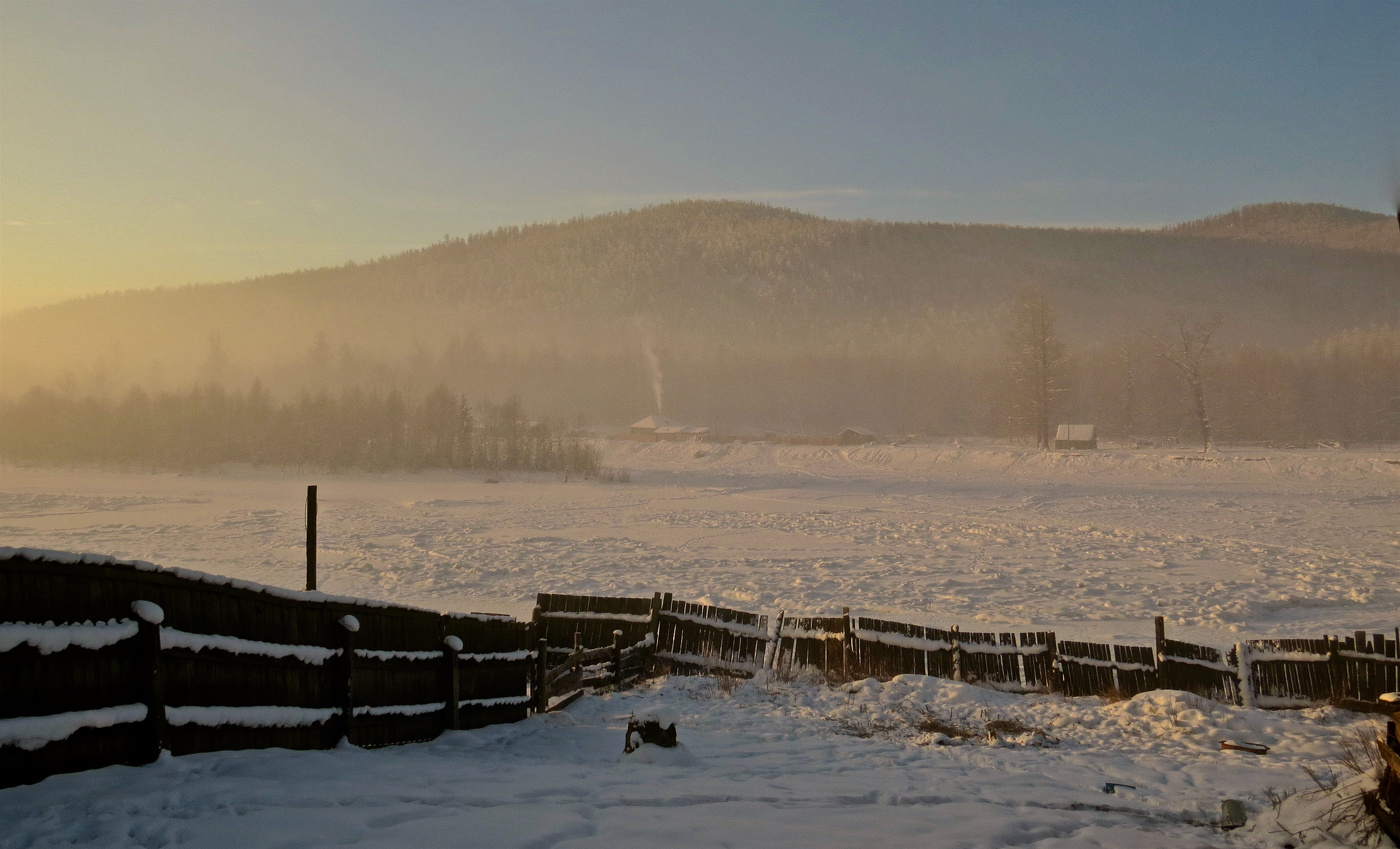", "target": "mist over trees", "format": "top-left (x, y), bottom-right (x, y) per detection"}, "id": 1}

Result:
top-left (0, 200), bottom-right (1396, 460)
top-left (0, 384), bottom-right (604, 475)
top-left (1005, 285), bottom-right (1068, 449)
